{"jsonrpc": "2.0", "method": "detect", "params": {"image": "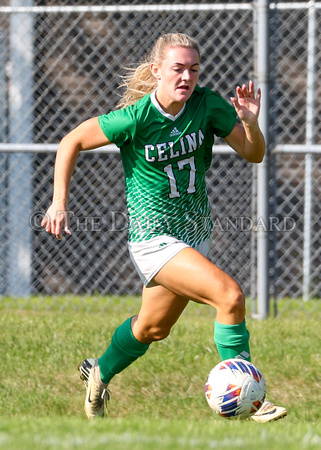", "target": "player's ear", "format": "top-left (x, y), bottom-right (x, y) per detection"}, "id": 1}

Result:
top-left (151, 62), bottom-right (161, 80)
